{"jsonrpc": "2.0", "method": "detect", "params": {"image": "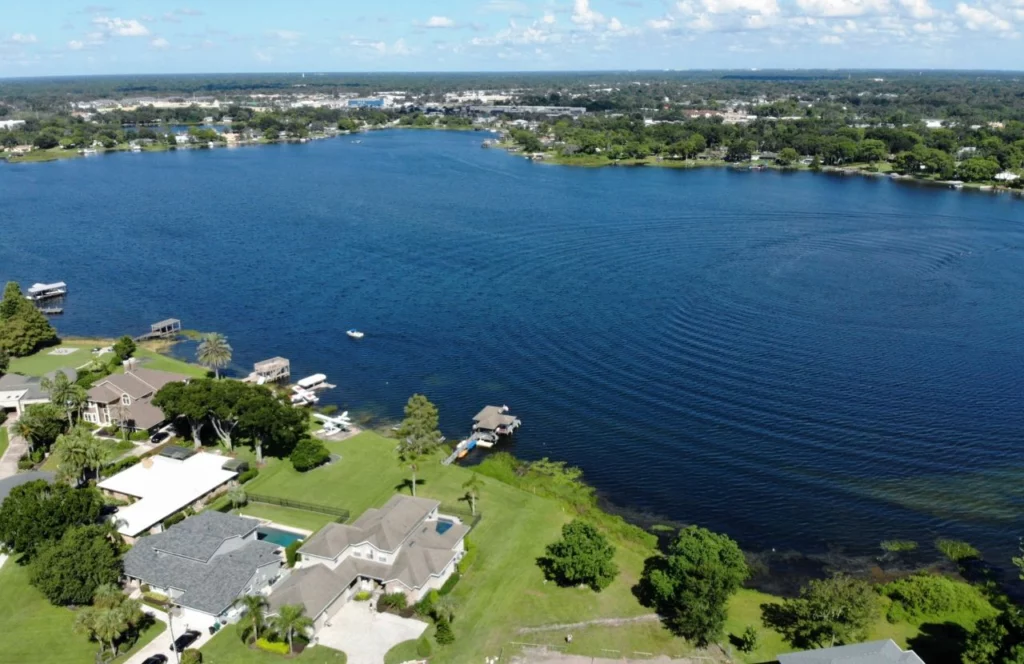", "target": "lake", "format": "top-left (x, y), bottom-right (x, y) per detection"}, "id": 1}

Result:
top-left (3, 130), bottom-right (1024, 561)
